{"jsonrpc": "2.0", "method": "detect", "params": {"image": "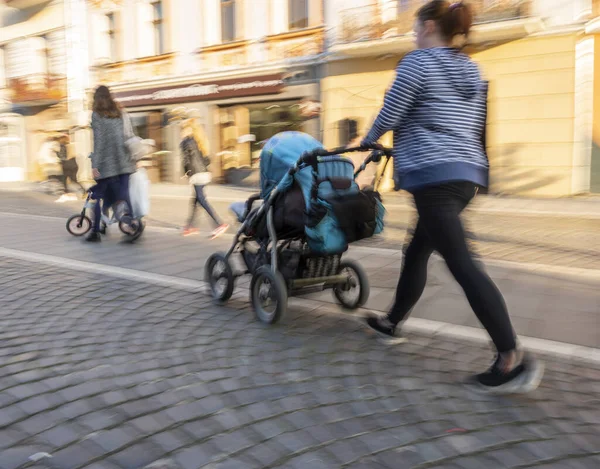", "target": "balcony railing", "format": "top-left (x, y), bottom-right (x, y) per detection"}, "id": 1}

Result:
top-left (94, 54), bottom-right (176, 85)
top-left (6, 75), bottom-right (66, 105)
top-left (338, 0), bottom-right (533, 44)
top-left (199, 41), bottom-right (250, 70)
top-left (265, 27), bottom-right (325, 62)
